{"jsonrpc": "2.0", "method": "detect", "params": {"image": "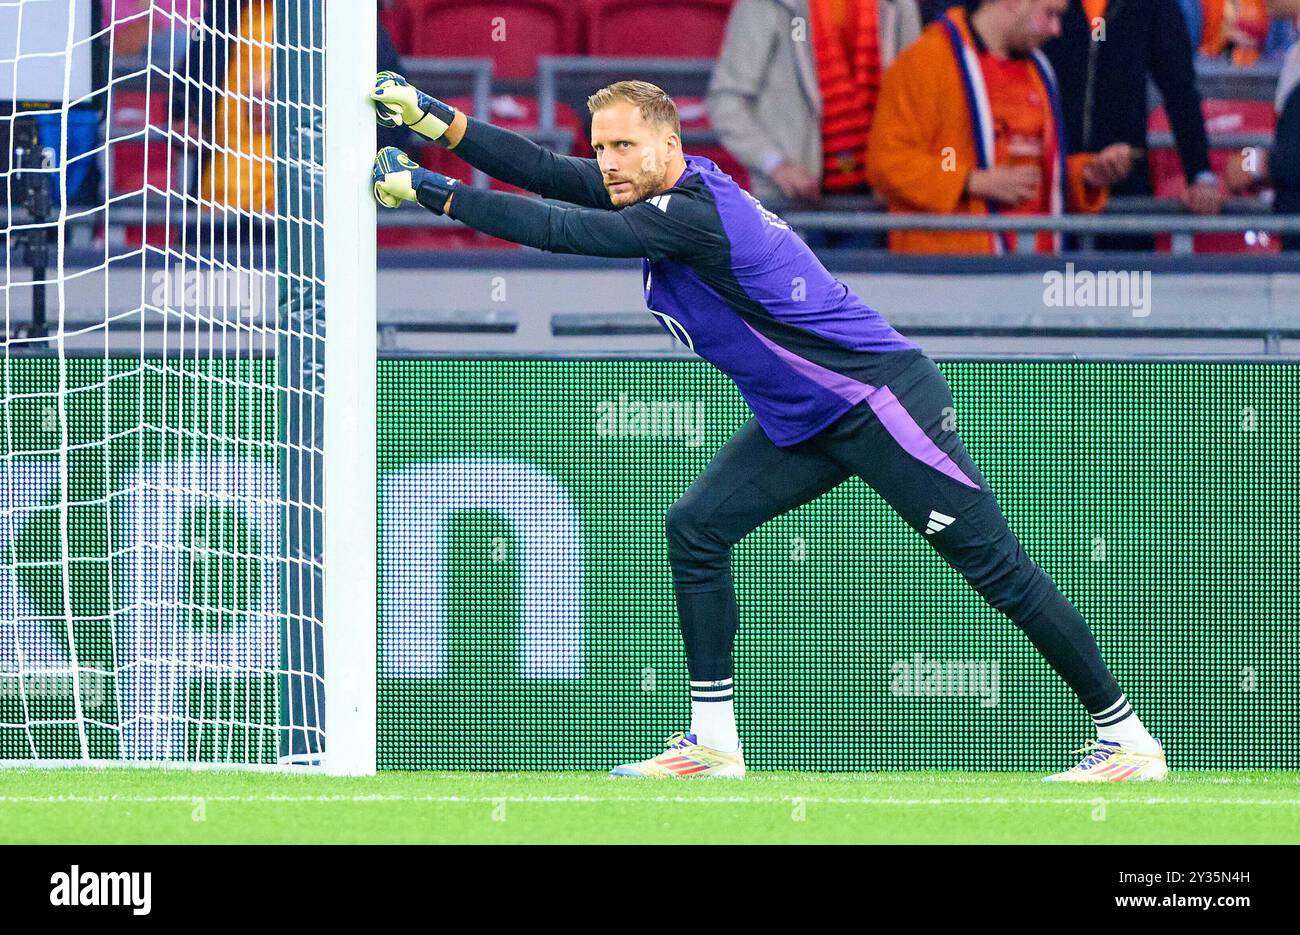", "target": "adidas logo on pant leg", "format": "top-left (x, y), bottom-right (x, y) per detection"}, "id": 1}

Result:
top-left (925, 510), bottom-right (956, 535)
